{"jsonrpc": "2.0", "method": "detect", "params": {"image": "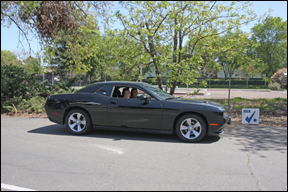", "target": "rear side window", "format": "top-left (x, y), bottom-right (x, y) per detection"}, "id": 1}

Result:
top-left (96, 85), bottom-right (113, 97)
top-left (76, 84), bottom-right (101, 93)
